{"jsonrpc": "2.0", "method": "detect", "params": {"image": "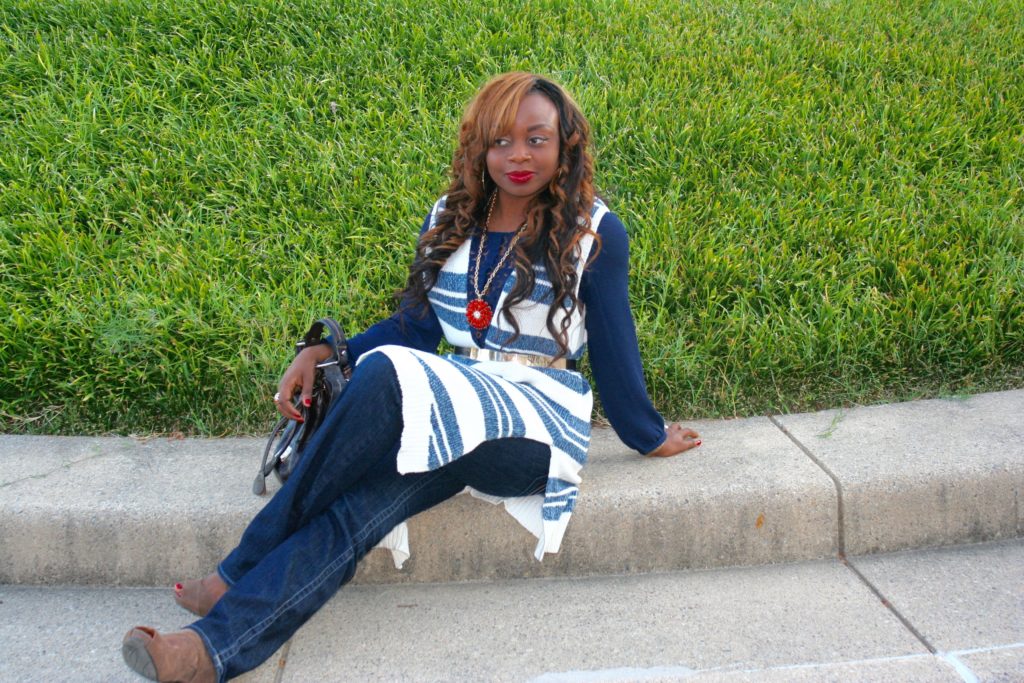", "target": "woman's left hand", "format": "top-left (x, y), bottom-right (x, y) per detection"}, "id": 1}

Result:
top-left (645, 423), bottom-right (701, 458)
